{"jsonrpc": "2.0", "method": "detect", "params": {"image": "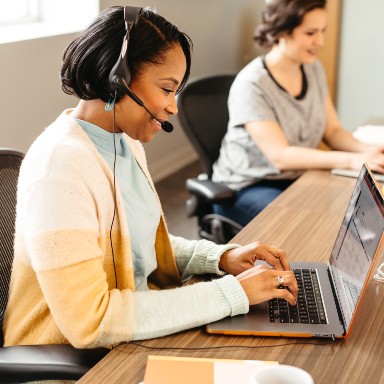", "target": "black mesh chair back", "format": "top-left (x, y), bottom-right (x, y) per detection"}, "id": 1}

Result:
top-left (177, 74), bottom-right (244, 244)
top-left (177, 74), bottom-right (236, 178)
top-left (0, 149), bottom-right (24, 346)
